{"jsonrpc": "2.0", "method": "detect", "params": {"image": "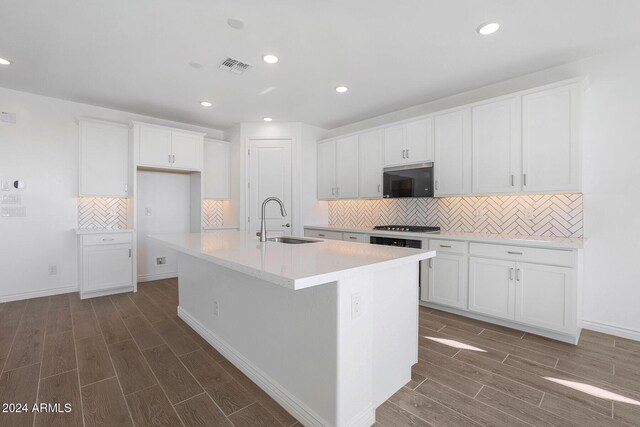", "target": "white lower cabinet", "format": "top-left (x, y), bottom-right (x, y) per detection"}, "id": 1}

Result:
top-left (304, 229), bottom-right (343, 240)
top-left (79, 232), bottom-right (134, 299)
top-left (426, 253), bottom-right (467, 310)
top-left (469, 257), bottom-right (515, 321)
